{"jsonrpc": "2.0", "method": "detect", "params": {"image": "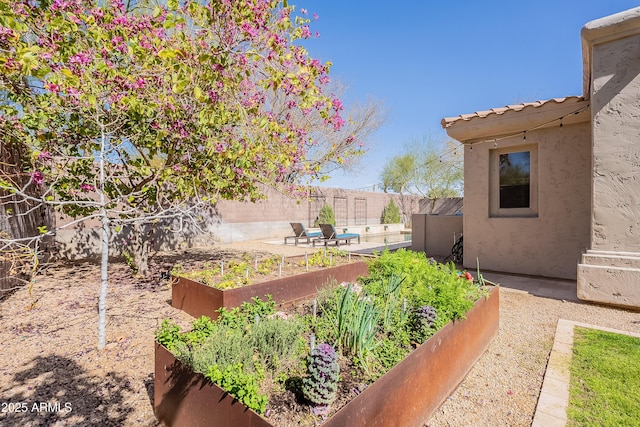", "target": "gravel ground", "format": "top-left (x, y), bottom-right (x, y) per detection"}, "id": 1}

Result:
top-left (0, 240), bottom-right (638, 427)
